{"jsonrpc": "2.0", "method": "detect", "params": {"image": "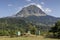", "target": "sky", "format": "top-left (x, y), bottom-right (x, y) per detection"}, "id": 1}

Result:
top-left (0, 0), bottom-right (60, 18)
